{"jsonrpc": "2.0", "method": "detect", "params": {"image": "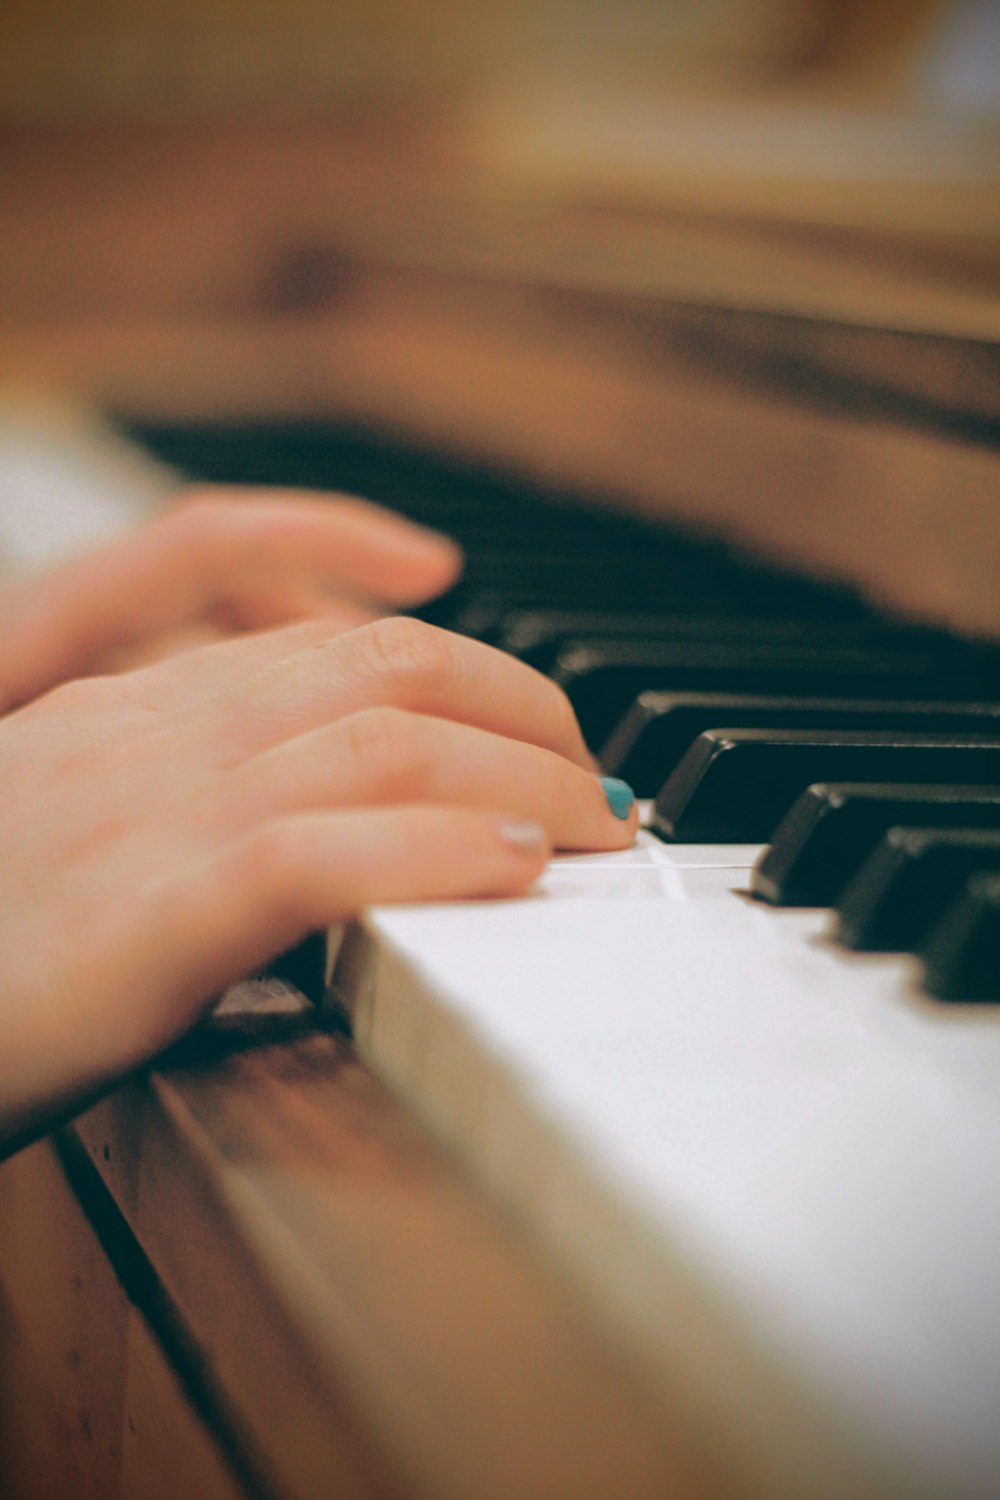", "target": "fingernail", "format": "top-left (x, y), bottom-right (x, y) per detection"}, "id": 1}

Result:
top-left (499, 819), bottom-right (548, 857)
top-left (599, 776), bottom-right (636, 820)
